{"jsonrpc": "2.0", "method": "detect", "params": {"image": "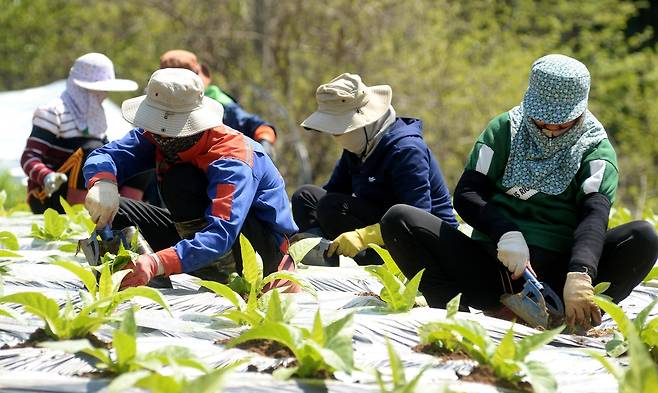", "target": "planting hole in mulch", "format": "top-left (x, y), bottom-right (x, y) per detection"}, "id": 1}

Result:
top-left (412, 342), bottom-right (471, 361)
top-left (74, 369), bottom-right (115, 379)
top-left (459, 364), bottom-right (533, 393)
top-left (216, 339), bottom-right (336, 379)
top-left (355, 291), bottom-right (382, 300)
top-left (0, 328), bottom-right (111, 350)
top-left (216, 338), bottom-right (294, 358)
